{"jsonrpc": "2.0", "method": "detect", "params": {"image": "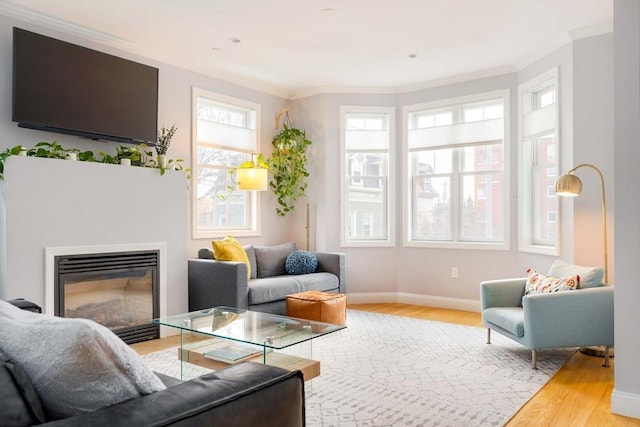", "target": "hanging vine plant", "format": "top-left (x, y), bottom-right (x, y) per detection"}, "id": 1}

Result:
top-left (270, 109), bottom-right (312, 216)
